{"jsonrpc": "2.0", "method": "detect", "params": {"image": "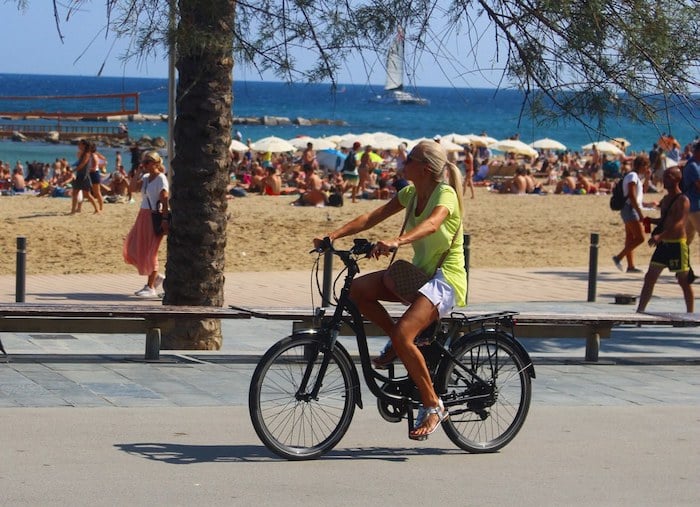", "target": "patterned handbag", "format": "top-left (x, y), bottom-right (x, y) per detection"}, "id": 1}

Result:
top-left (383, 259), bottom-right (431, 304)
